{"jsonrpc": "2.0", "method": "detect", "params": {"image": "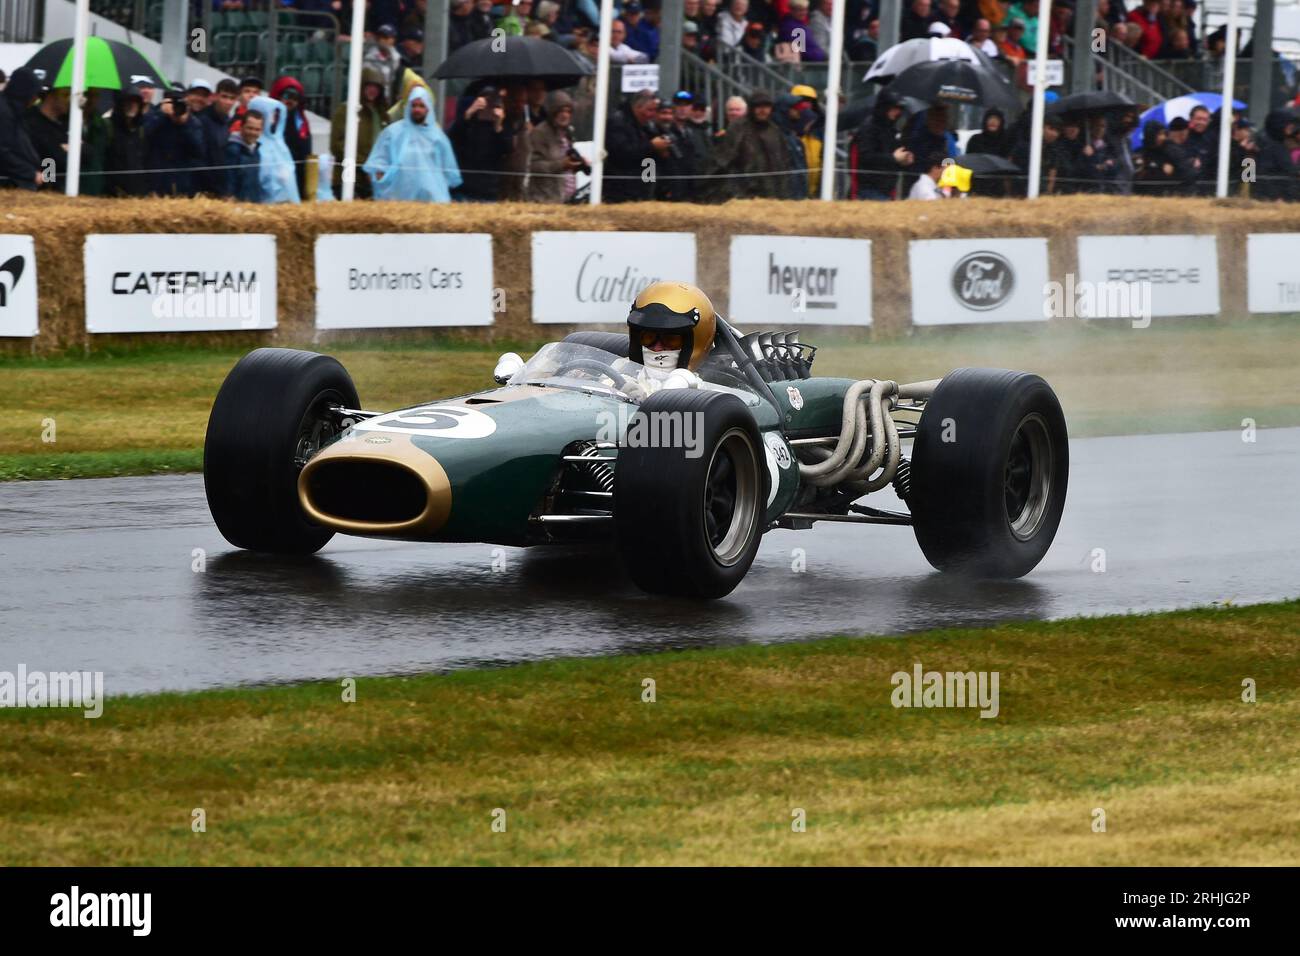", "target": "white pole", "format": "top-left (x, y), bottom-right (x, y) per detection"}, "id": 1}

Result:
top-left (64, 0), bottom-right (91, 197)
top-left (1026, 0), bottom-right (1051, 199)
top-left (819, 0), bottom-right (847, 200)
top-left (1215, 0), bottom-right (1240, 198)
top-left (589, 0), bottom-right (615, 204)
top-left (341, 0), bottom-right (368, 201)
